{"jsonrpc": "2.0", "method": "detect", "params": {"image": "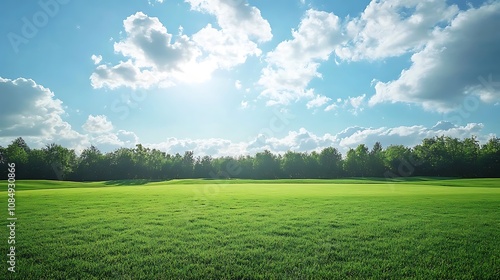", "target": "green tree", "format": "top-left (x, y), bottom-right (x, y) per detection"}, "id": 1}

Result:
top-left (282, 151), bottom-right (306, 178)
top-left (26, 149), bottom-right (53, 179)
top-left (461, 137), bottom-right (480, 177)
top-left (43, 143), bottom-right (77, 180)
top-left (181, 151), bottom-right (195, 178)
top-left (368, 142), bottom-right (385, 177)
top-left (254, 150), bottom-right (280, 179)
top-left (382, 145), bottom-right (413, 178)
top-left (4, 138), bottom-right (31, 178)
top-left (479, 137), bottom-right (500, 177)
top-left (108, 148), bottom-right (135, 179)
top-left (318, 147), bottom-right (342, 178)
top-left (168, 153), bottom-right (183, 179)
top-left (236, 155), bottom-right (254, 179)
top-left (194, 155), bottom-right (212, 178)
top-left (76, 145), bottom-right (104, 181)
top-left (6, 141), bottom-right (29, 165)
top-left (344, 145), bottom-right (369, 177)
